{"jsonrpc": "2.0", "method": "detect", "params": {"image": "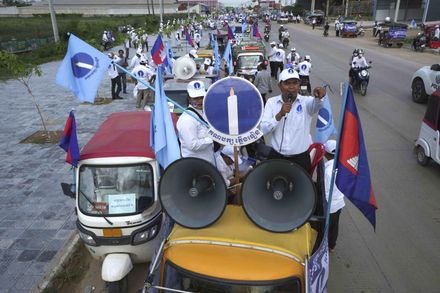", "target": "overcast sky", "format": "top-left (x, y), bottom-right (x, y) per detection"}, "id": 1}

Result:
top-left (219, 0), bottom-right (249, 7)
